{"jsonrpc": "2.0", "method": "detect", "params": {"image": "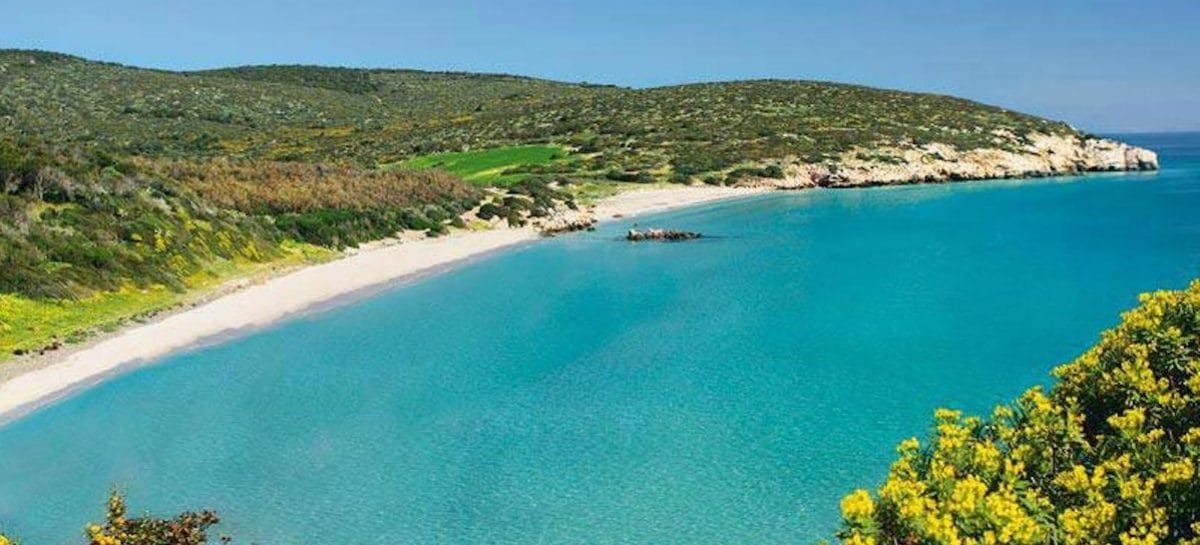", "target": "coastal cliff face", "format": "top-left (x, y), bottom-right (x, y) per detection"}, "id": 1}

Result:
top-left (756, 133), bottom-right (1159, 189)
